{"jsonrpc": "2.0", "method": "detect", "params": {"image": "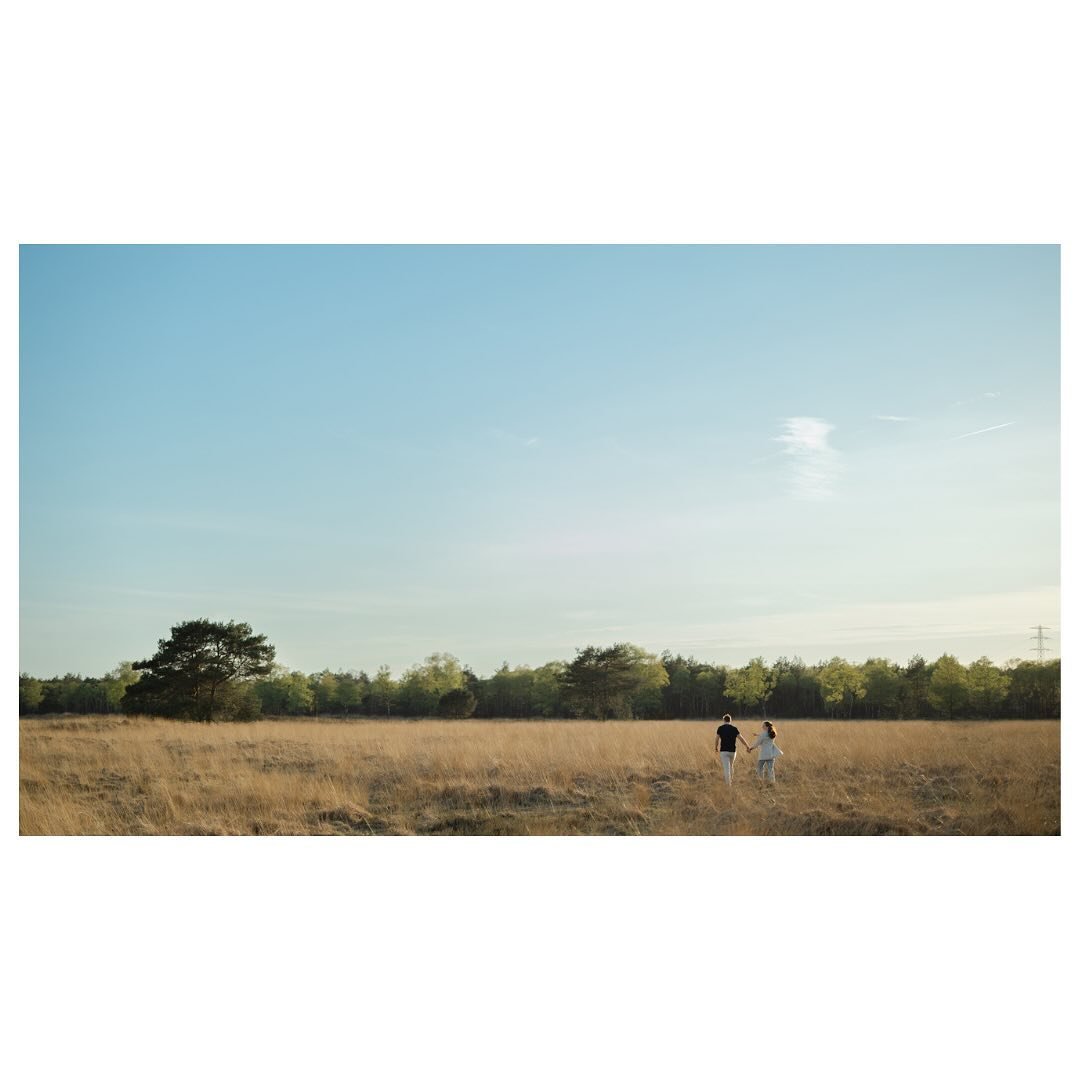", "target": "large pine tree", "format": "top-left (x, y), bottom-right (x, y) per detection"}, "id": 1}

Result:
top-left (123, 619), bottom-right (275, 721)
